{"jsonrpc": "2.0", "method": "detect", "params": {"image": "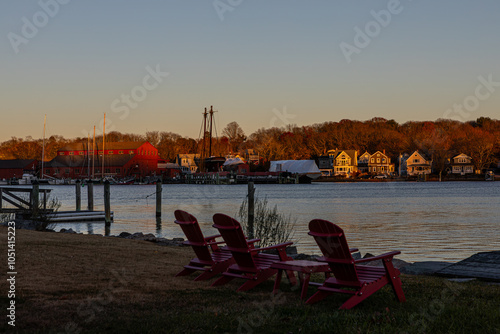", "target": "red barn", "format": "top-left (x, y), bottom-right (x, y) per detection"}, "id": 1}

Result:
top-left (45, 142), bottom-right (160, 179)
top-left (0, 159), bottom-right (38, 180)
